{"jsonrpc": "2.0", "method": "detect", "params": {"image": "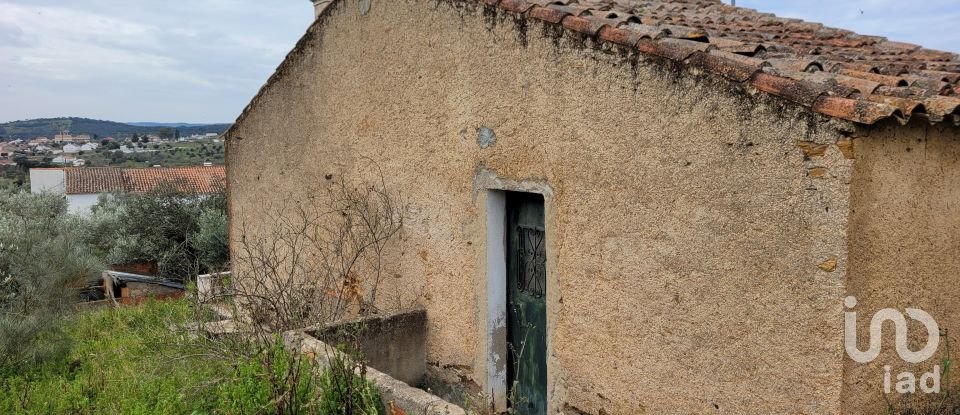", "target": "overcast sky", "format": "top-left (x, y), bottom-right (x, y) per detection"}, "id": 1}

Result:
top-left (0, 1), bottom-right (957, 124)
